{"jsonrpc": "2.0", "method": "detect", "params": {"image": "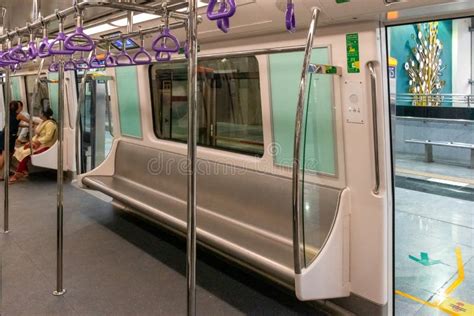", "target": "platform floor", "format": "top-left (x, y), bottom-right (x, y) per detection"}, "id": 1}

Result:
top-left (0, 173), bottom-right (328, 315)
top-left (394, 158), bottom-right (474, 315)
